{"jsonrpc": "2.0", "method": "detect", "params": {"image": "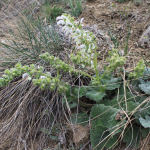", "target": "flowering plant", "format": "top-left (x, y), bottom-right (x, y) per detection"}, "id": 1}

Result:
top-left (0, 13), bottom-right (145, 93)
top-left (0, 13), bottom-right (149, 150)
top-left (56, 13), bottom-right (98, 68)
top-left (56, 14), bottom-right (128, 89)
